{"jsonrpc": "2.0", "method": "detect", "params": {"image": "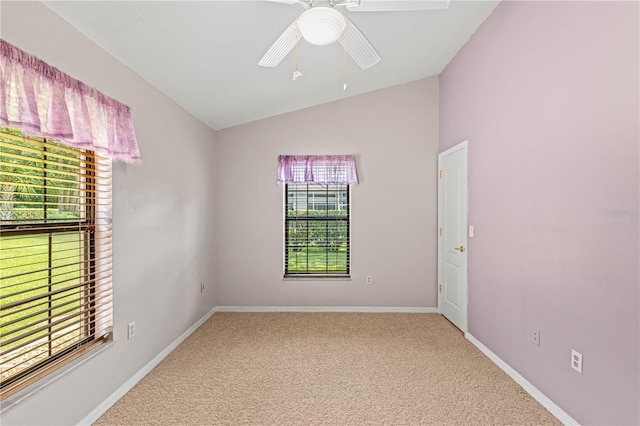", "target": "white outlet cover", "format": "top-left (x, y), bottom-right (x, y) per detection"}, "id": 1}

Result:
top-left (531, 328), bottom-right (540, 346)
top-left (127, 322), bottom-right (135, 340)
top-left (571, 349), bottom-right (583, 374)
